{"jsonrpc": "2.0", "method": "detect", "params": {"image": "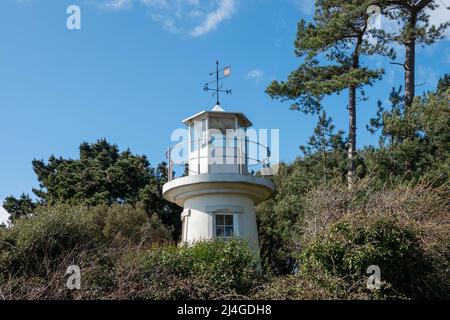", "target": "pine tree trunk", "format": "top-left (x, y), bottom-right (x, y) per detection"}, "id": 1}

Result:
top-left (347, 31), bottom-right (363, 190)
top-left (347, 85), bottom-right (357, 189)
top-left (322, 124), bottom-right (327, 183)
top-left (404, 12), bottom-right (417, 107)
